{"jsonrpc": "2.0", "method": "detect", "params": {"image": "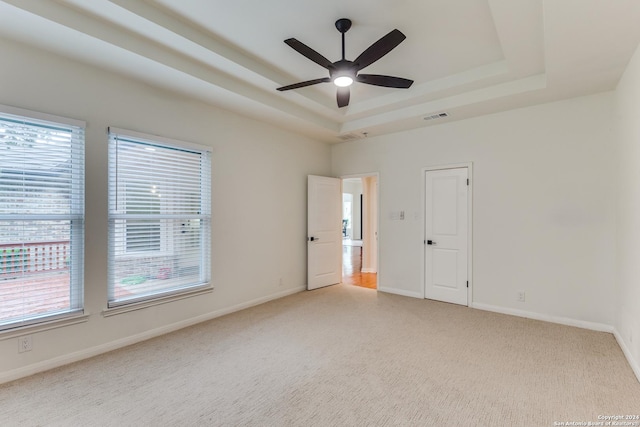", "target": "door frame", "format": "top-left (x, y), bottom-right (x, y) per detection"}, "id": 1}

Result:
top-left (421, 163), bottom-right (473, 305)
top-left (340, 172), bottom-right (380, 286)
